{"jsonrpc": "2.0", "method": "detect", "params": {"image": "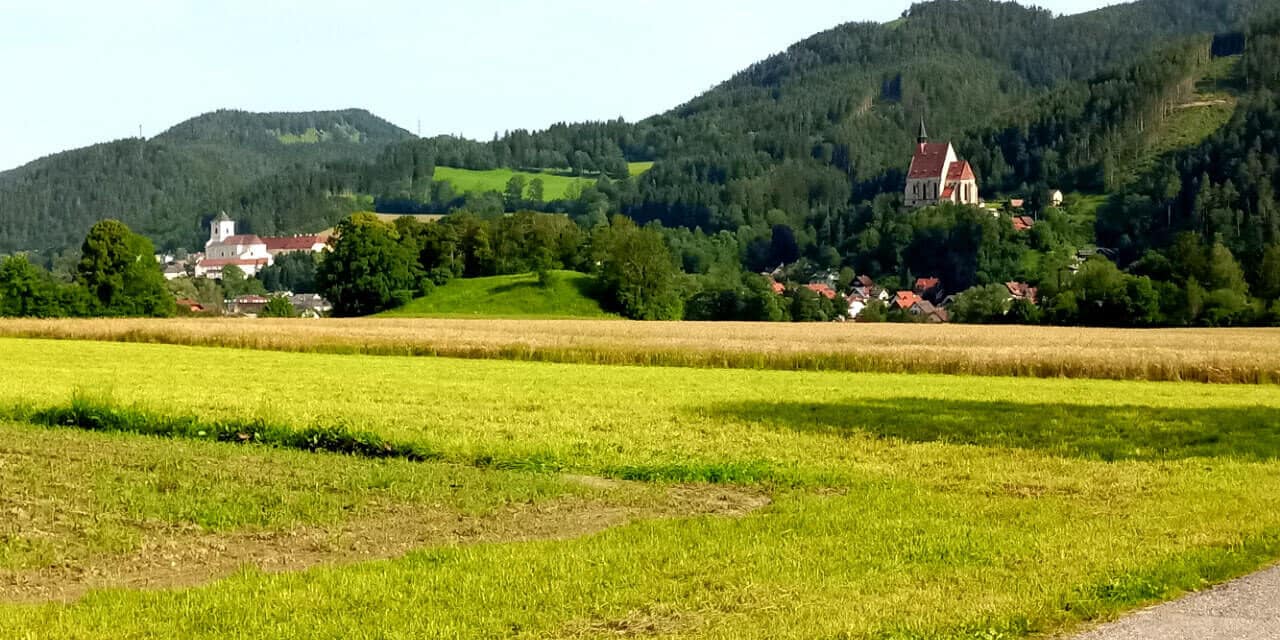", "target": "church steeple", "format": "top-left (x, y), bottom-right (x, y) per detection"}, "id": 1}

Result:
top-left (917, 119), bottom-right (929, 145)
